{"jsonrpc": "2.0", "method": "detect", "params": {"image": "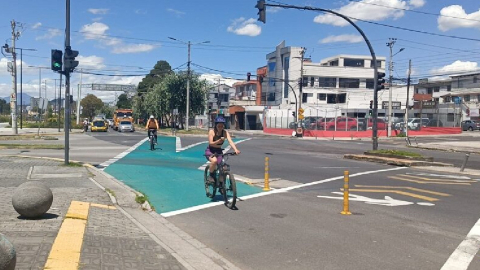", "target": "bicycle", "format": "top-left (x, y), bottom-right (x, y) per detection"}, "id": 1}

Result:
top-left (148, 129), bottom-right (157, 151)
top-left (204, 151), bottom-right (237, 209)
